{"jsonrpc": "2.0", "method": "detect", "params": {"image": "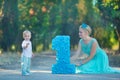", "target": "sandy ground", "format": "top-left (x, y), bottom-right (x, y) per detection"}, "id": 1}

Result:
top-left (0, 52), bottom-right (120, 80)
